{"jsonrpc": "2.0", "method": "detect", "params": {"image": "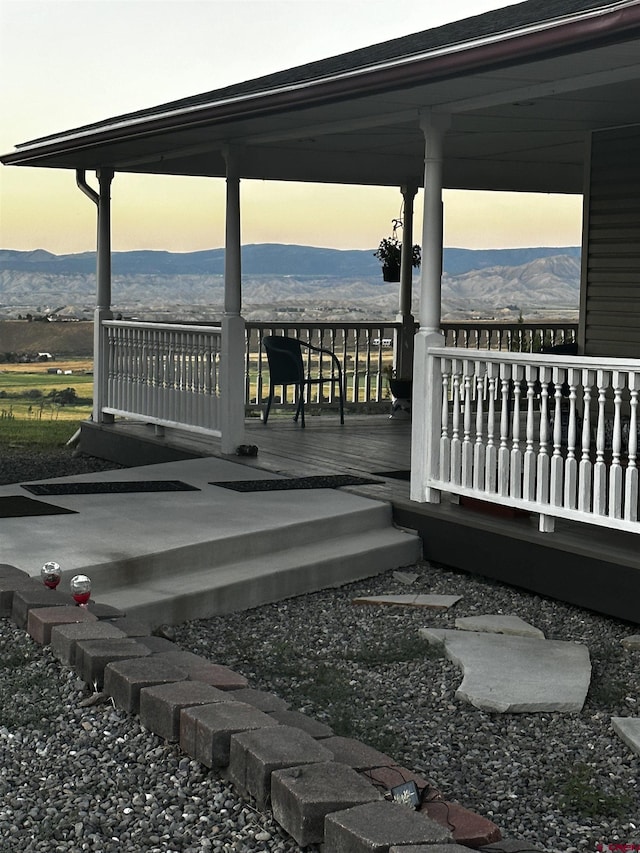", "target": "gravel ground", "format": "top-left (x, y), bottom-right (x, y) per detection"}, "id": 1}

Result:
top-left (174, 567), bottom-right (640, 852)
top-left (1, 449), bottom-right (639, 852)
top-left (0, 447), bottom-right (125, 487)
